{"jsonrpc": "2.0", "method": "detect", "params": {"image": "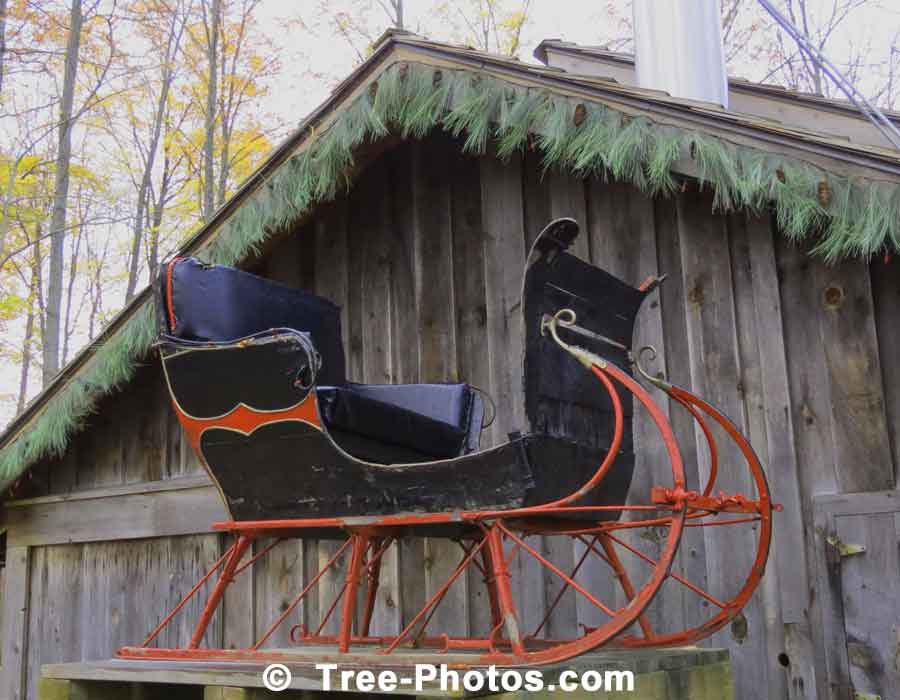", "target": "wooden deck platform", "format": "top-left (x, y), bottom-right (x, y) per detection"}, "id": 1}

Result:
top-left (39, 647), bottom-right (733, 699)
